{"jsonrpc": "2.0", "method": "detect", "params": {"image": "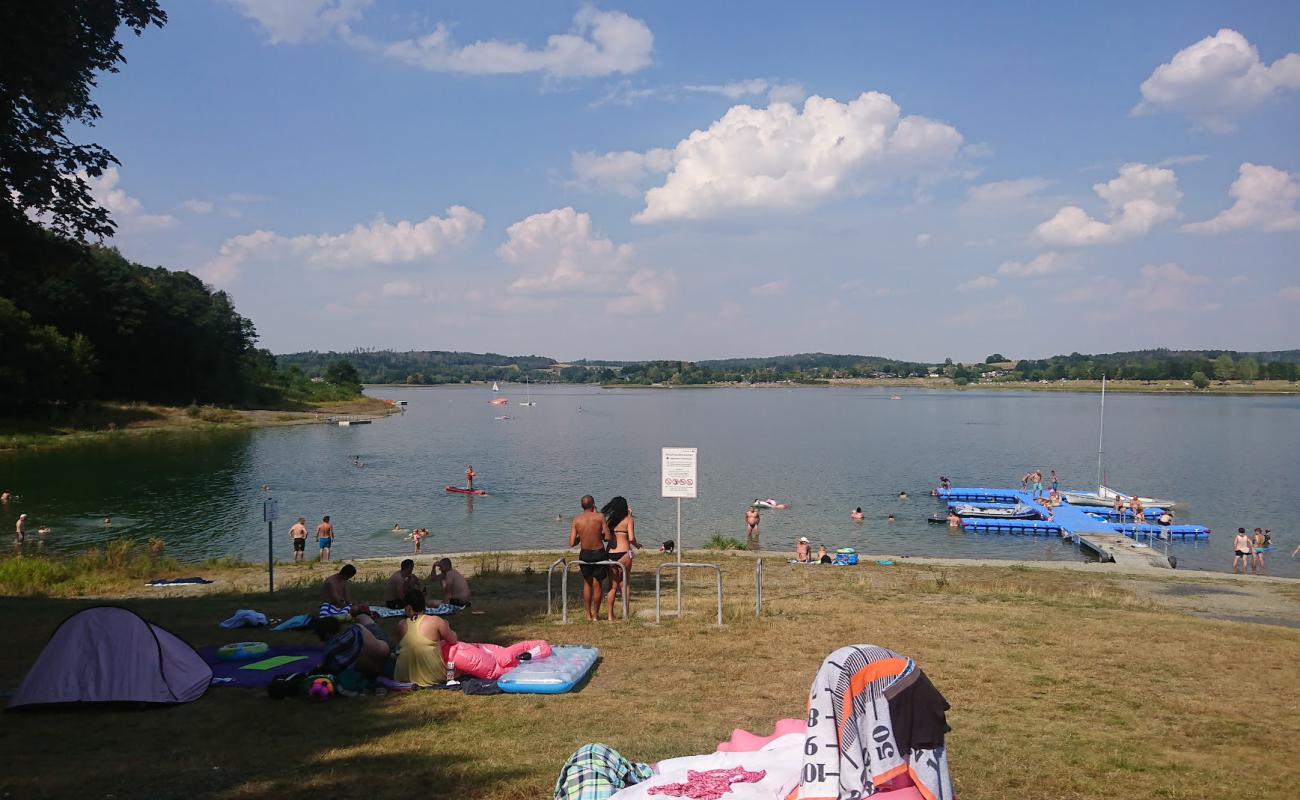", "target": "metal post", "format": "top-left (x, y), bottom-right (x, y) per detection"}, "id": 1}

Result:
top-left (654, 562), bottom-right (722, 626)
top-left (1096, 374), bottom-right (1106, 490)
top-left (676, 497), bottom-right (682, 616)
top-left (547, 557), bottom-right (567, 615)
top-left (755, 558), bottom-right (763, 618)
top-left (267, 518), bottom-right (274, 594)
